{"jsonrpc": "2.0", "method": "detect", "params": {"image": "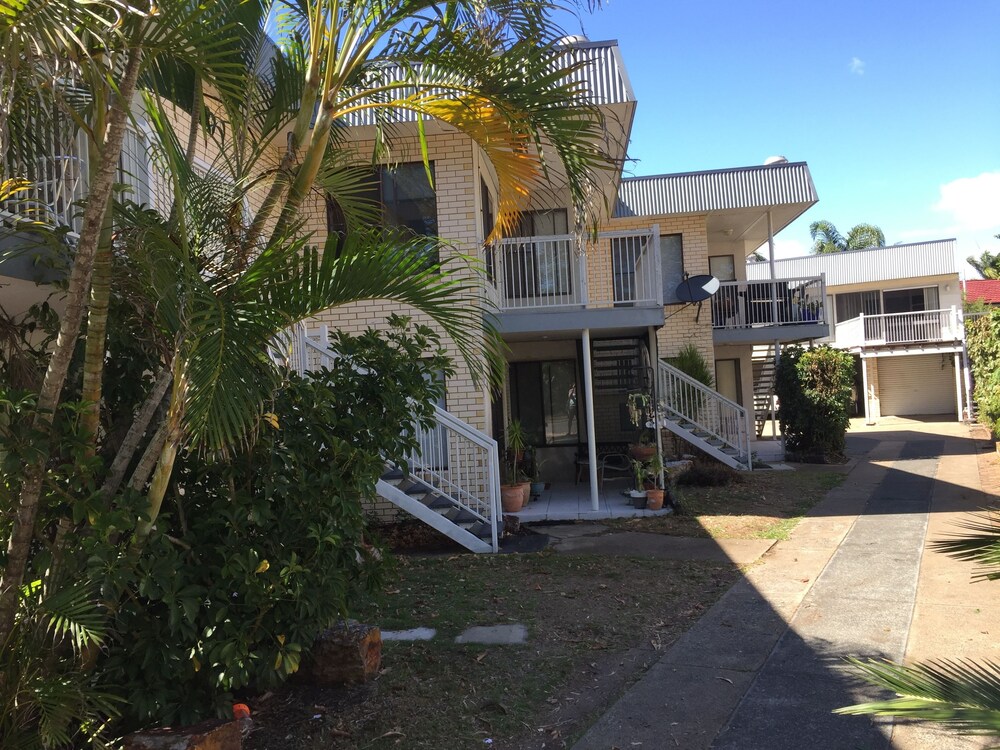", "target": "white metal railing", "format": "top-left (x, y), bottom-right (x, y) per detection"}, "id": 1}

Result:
top-left (656, 359), bottom-right (751, 470)
top-left (282, 325), bottom-right (502, 552)
top-left (2, 127), bottom-right (88, 232)
top-left (2, 124), bottom-right (154, 234)
top-left (712, 275), bottom-right (827, 330)
top-left (835, 308), bottom-right (962, 349)
top-left (484, 226), bottom-right (662, 312)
